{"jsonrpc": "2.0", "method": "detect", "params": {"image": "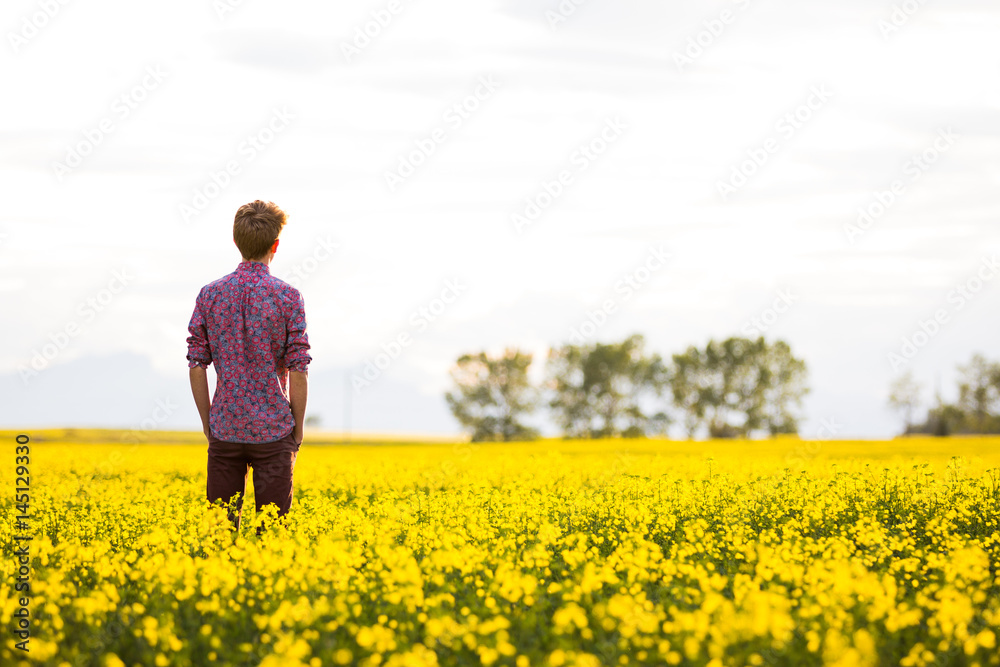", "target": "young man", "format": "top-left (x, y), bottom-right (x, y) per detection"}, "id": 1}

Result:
top-left (186, 200), bottom-right (311, 535)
